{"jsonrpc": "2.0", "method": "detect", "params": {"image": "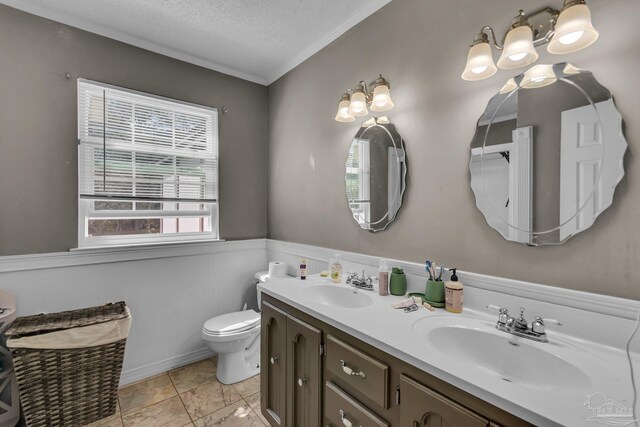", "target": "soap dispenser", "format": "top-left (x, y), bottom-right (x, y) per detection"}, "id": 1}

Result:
top-left (389, 267), bottom-right (407, 296)
top-left (445, 268), bottom-right (463, 313)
